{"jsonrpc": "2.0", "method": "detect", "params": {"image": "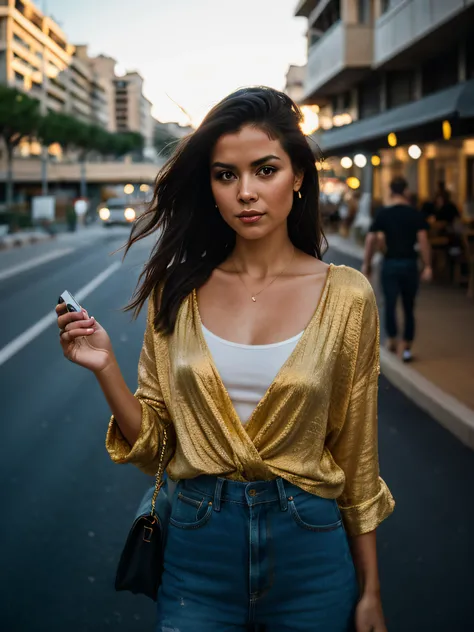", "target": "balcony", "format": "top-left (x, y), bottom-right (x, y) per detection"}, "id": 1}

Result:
top-left (302, 21), bottom-right (373, 101)
top-left (294, 0), bottom-right (319, 18)
top-left (374, 0), bottom-right (474, 68)
top-left (47, 81), bottom-right (66, 103)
